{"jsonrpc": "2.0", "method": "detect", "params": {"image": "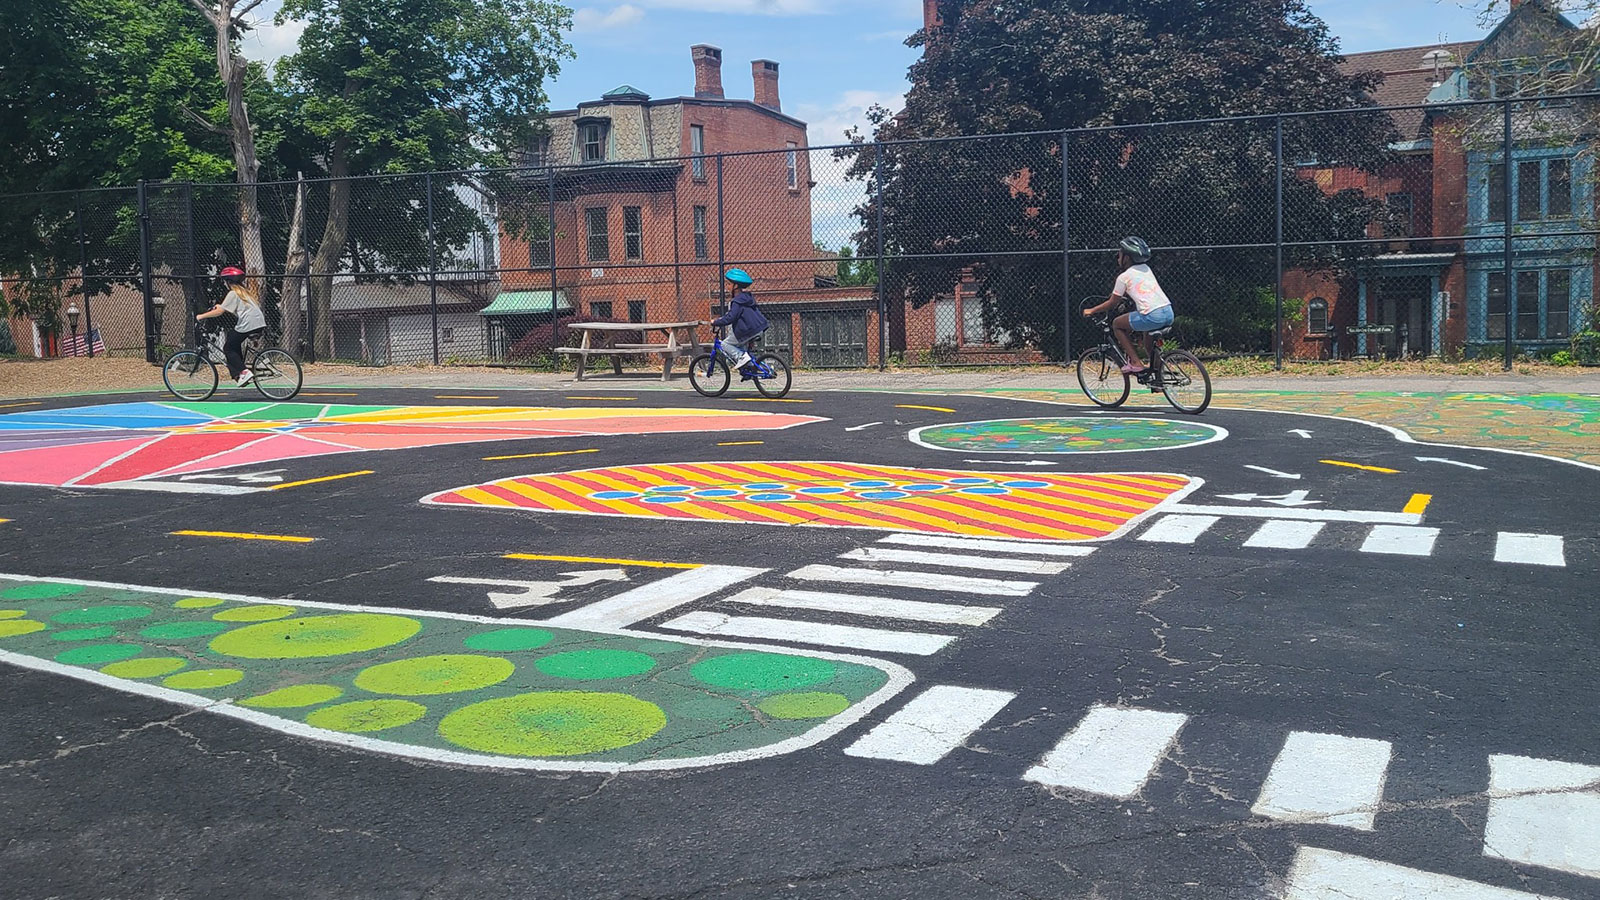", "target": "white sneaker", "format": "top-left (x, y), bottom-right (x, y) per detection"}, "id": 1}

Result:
top-left (236, 371), bottom-right (254, 386)
top-left (730, 352), bottom-right (752, 368)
